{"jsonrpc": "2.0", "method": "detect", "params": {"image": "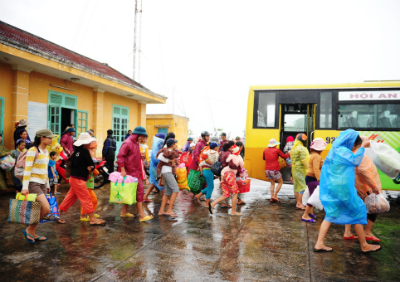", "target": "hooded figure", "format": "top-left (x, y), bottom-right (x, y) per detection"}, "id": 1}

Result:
top-left (320, 129), bottom-right (367, 225)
